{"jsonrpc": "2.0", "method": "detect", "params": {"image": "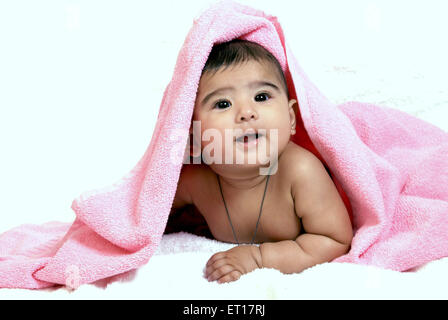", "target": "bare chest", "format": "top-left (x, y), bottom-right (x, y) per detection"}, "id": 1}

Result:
top-left (193, 170), bottom-right (301, 244)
